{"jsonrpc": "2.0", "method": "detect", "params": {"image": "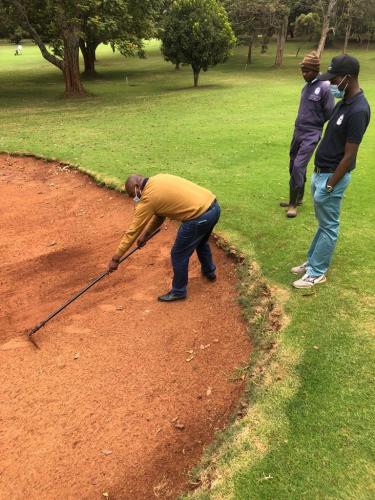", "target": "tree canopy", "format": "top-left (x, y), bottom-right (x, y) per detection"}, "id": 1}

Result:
top-left (0, 0), bottom-right (162, 95)
top-left (78, 0), bottom-right (161, 75)
top-left (227, 0), bottom-right (291, 66)
top-left (161, 0), bottom-right (236, 87)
